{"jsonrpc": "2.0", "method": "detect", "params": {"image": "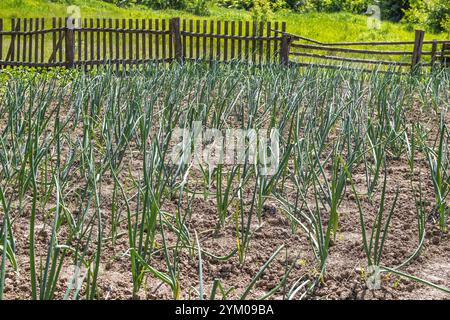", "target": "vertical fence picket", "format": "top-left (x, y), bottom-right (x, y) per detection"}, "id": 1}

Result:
top-left (115, 19), bottom-right (120, 70)
top-left (149, 19), bottom-right (153, 60)
top-left (182, 19), bottom-right (186, 59)
top-left (102, 18), bottom-right (107, 63)
top-left (245, 21), bottom-right (249, 62)
top-left (252, 21), bottom-right (257, 63)
top-left (155, 19), bottom-right (159, 61)
top-left (259, 21), bottom-right (263, 65)
top-left (162, 19), bottom-right (167, 62)
top-left (136, 19), bottom-right (140, 62)
top-left (83, 18), bottom-right (88, 67)
top-left (40, 18), bottom-right (44, 63)
top-left (216, 21), bottom-right (221, 61)
top-left (13, 19), bottom-right (18, 62)
top-left (189, 19), bottom-right (193, 60)
top-left (0, 18), bottom-right (3, 66)
top-left (266, 22), bottom-right (271, 64)
top-left (128, 19), bottom-right (133, 68)
top-left (8, 18), bottom-right (15, 62)
top-left (209, 20), bottom-right (213, 62)
top-left (58, 17), bottom-right (63, 63)
top-left (274, 21), bottom-right (279, 60)
top-left (83, 19), bottom-right (88, 66)
top-left (96, 18), bottom-right (101, 66)
top-left (142, 19), bottom-right (146, 61)
top-left (0, 19), bottom-right (3, 68)
top-left (17, 18), bottom-right (28, 62)
top-left (51, 18), bottom-right (56, 63)
top-left (77, 18), bottom-right (81, 65)
top-left (224, 21), bottom-right (228, 62)
top-left (202, 20), bottom-right (207, 60)
top-left (121, 19), bottom-right (126, 69)
top-left (231, 21), bottom-right (235, 61)
top-left (238, 21), bottom-right (242, 60)
top-left (168, 18), bottom-right (176, 61)
top-left (196, 20), bottom-right (200, 60)
top-left (27, 18), bottom-right (33, 63)
top-left (16, 18), bottom-right (21, 62)
top-left (282, 22), bottom-right (287, 65)
top-left (31, 18), bottom-right (36, 63)
top-left (89, 19), bottom-right (94, 65)
top-left (108, 19), bottom-right (112, 63)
